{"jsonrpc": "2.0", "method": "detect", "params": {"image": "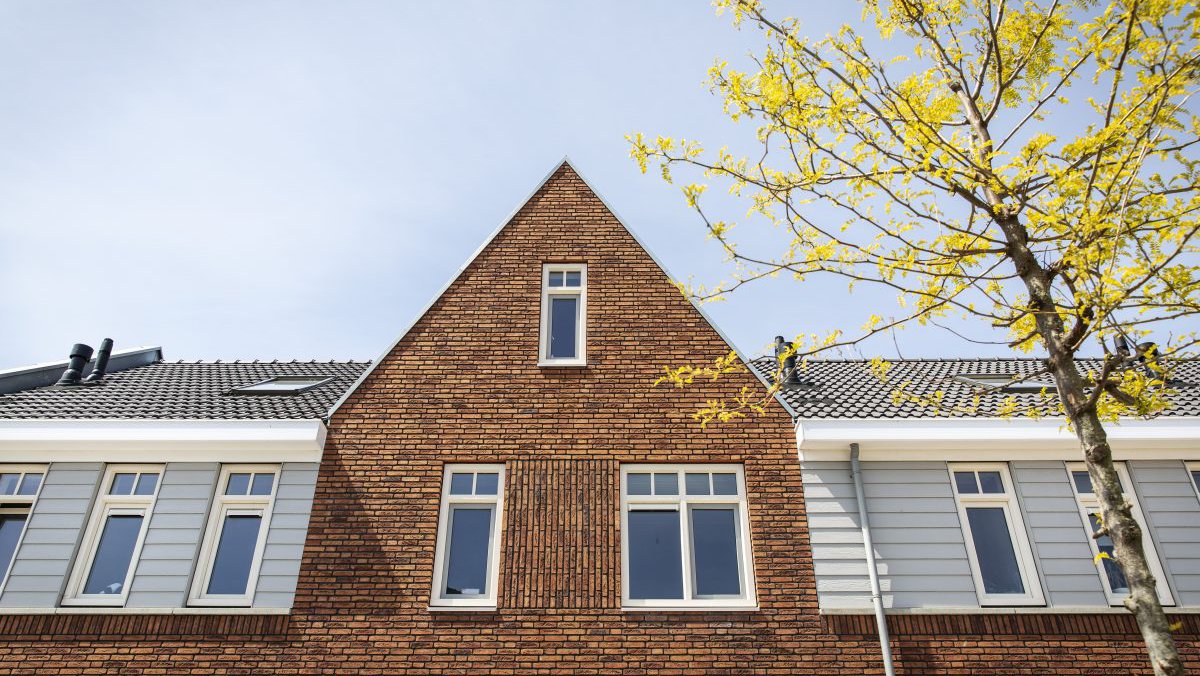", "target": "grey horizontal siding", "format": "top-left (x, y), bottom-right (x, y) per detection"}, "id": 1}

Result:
top-left (252, 462), bottom-right (318, 608)
top-left (0, 463), bottom-right (100, 607)
top-left (125, 463), bottom-right (218, 608)
top-left (1011, 461), bottom-right (1106, 606)
top-left (802, 460), bottom-right (977, 610)
top-left (1130, 460), bottom-right (1200, 606)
